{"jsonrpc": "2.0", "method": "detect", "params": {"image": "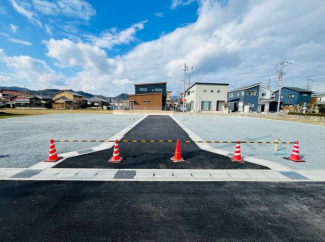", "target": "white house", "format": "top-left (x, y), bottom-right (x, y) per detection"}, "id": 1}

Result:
top-left (258, 85), bottom-right (274, 113)
top-left (184, 82), bottom-right (229, 112)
